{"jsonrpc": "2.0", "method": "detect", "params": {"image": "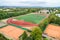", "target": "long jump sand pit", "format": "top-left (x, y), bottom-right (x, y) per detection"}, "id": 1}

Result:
top-left (0, 25), bottom-right (24, 40)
